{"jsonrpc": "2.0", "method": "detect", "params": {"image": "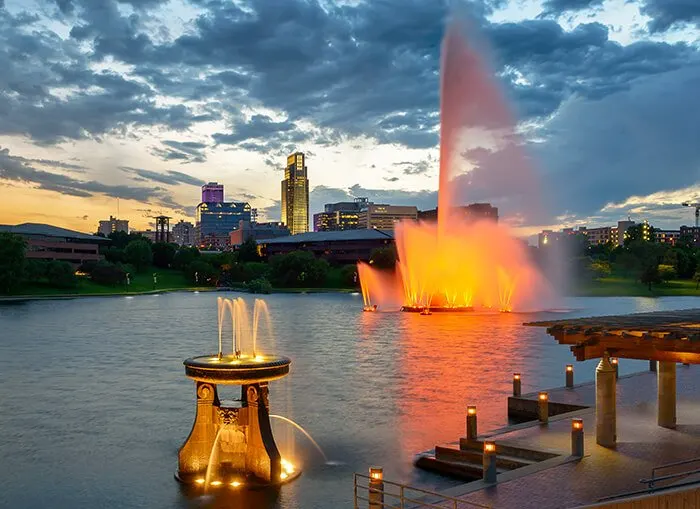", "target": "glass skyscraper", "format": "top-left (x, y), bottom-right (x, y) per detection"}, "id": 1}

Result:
top-left (281, 152), bottom-right (309, 235)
